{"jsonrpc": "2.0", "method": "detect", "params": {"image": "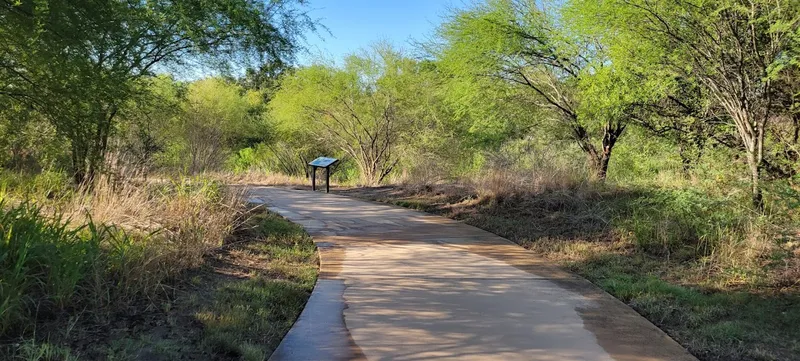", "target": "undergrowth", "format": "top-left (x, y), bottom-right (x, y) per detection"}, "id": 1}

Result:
top-left (0, 172), bottom-right (245, 359)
